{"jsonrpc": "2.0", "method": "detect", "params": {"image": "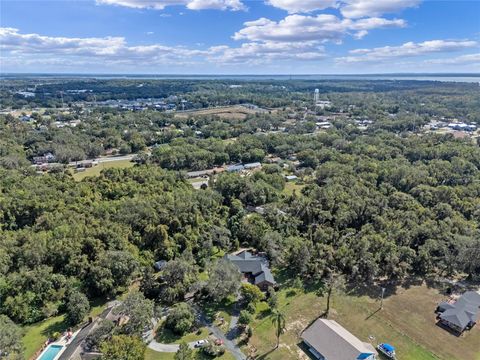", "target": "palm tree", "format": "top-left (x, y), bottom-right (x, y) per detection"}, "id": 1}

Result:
top-left (271, 308), bottom-right (286, 349)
